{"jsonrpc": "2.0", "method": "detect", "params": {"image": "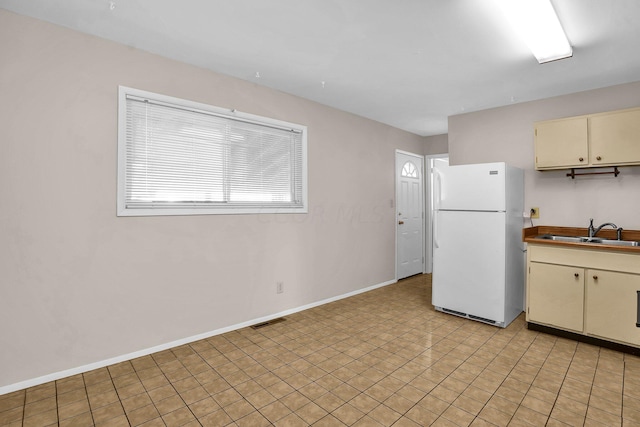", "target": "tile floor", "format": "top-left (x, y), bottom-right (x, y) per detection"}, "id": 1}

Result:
top-left (2, 274), bottom-right (640, 426)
